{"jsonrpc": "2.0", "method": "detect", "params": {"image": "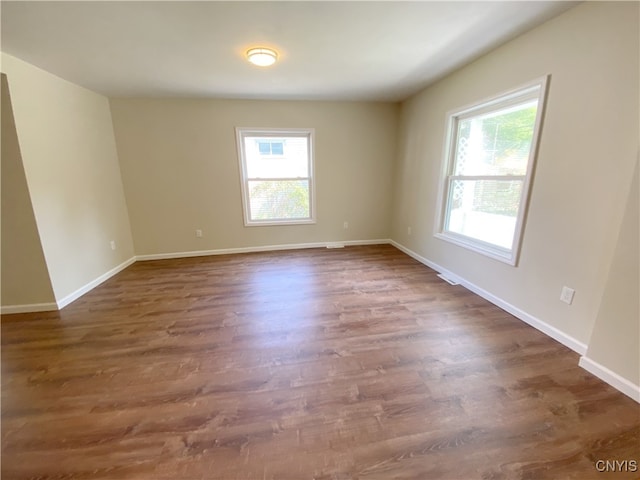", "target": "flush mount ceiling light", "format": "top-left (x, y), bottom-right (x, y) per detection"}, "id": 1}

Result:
top-left (246, 47), bottom-right (278, 67)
